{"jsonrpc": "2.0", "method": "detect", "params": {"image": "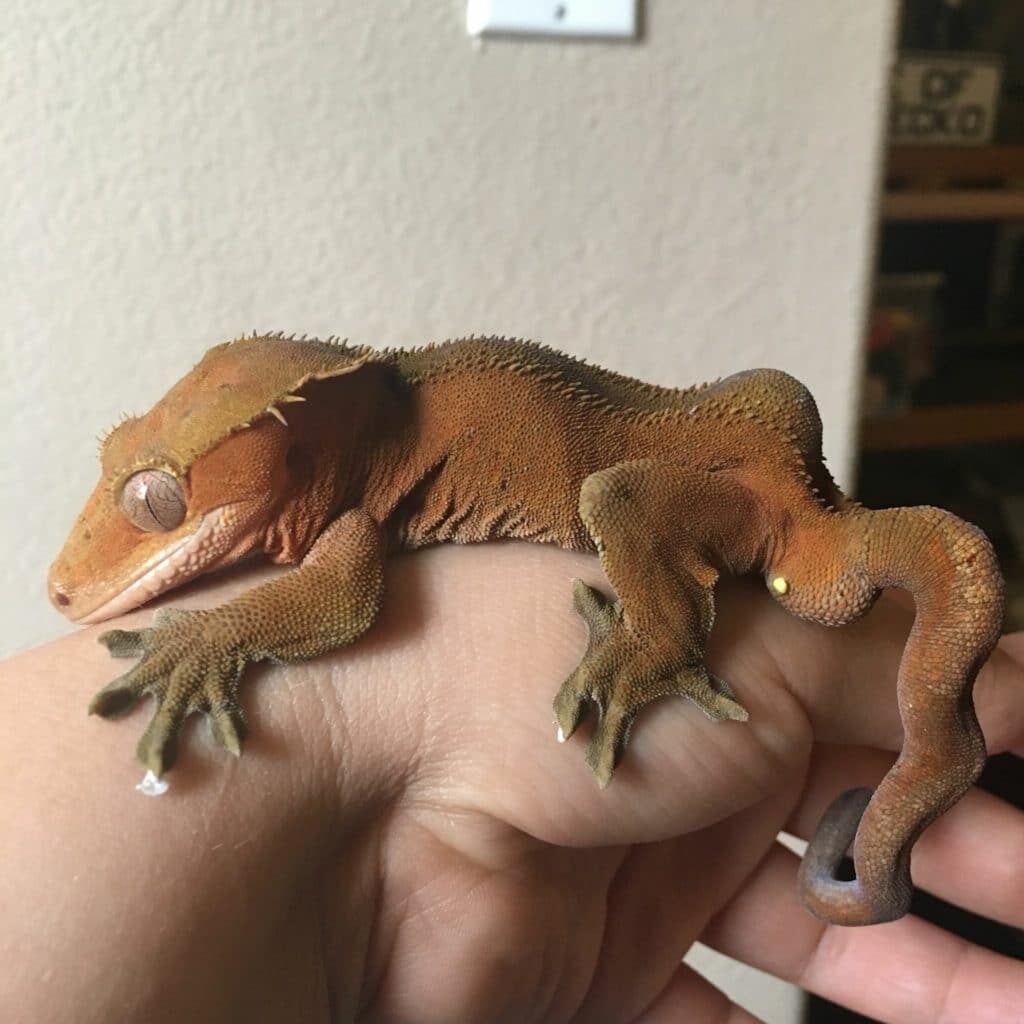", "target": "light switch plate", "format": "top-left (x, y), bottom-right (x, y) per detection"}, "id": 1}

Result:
top-left (467, 0), bottom-right (637, 39)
